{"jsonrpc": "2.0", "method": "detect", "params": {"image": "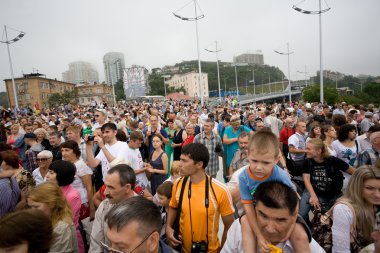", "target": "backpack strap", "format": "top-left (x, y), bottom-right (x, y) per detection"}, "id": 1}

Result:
top-left (209, 177), bottom-right (218, 203)
top-left (173, 176), bottom-right (189, 234)
top-left (355, 140), bottom-right (359, 154)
